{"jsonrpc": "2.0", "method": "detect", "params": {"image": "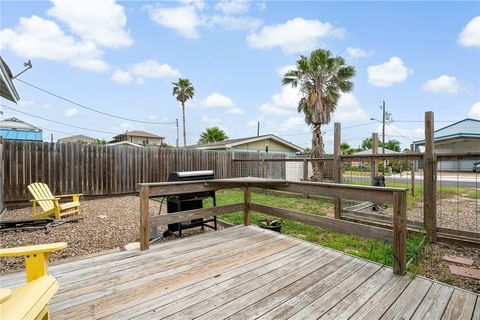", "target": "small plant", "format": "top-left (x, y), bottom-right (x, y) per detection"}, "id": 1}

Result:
top-left (259, 217), bottom-right (282, 232)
